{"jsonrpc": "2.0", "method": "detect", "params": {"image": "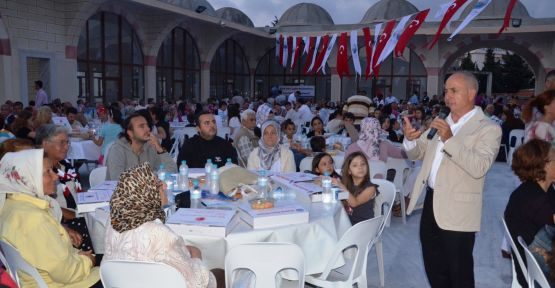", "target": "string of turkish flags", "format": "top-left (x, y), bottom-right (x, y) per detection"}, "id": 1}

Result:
top-left (275, 0), bottom-right (516, 79)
